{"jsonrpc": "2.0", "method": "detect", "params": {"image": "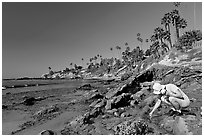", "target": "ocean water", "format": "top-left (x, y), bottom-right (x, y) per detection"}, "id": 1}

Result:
top-left (2, 79), bottom-right (96, 95)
